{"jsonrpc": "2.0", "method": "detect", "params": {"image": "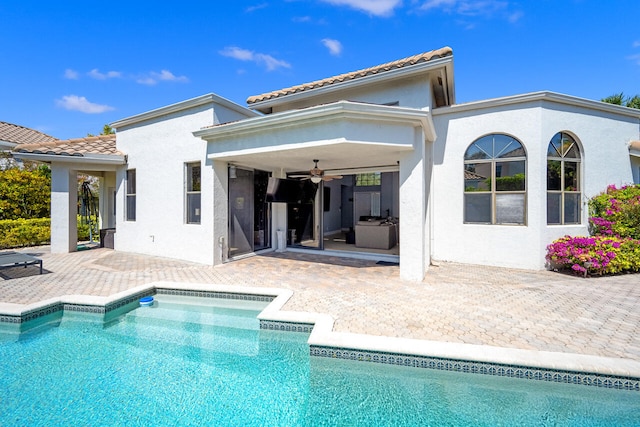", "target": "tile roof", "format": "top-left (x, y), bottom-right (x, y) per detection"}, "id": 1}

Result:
top-left (630, 140), bottom-right (640, 151)
top-left (14, 134), bottom-right (121, 157)
top-left (0, 121), bottom-right (58, 145)
top-left (246, 46), bottom-right (453, 105)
